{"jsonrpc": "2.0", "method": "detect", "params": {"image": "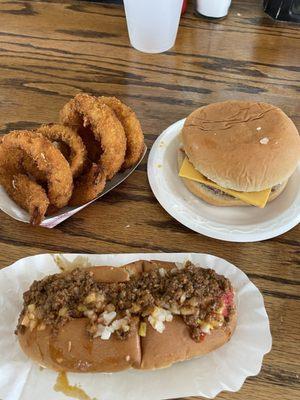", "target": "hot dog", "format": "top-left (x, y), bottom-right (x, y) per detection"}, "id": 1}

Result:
top-left (16, 260), bottom-right (236, 372)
